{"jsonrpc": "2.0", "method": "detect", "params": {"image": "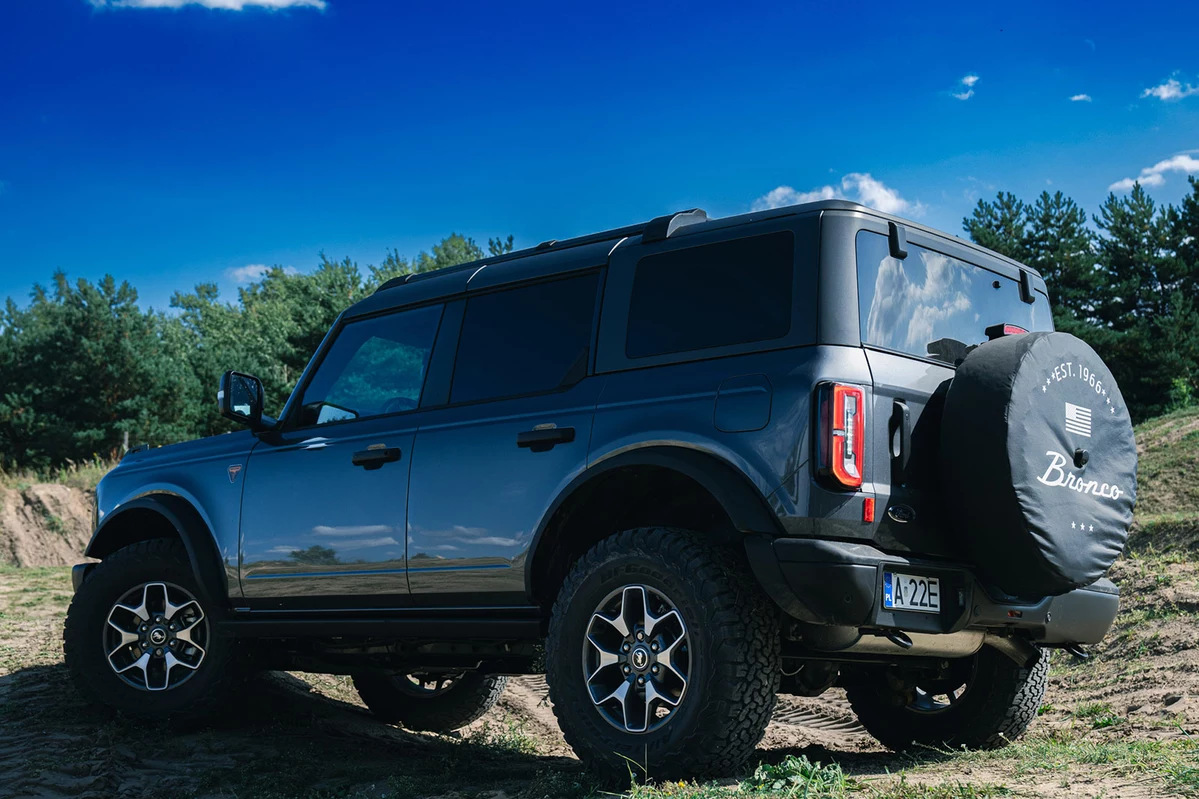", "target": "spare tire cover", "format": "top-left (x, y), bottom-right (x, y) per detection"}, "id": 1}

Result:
top-left (940, 331), bottom-right (1137, 597)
